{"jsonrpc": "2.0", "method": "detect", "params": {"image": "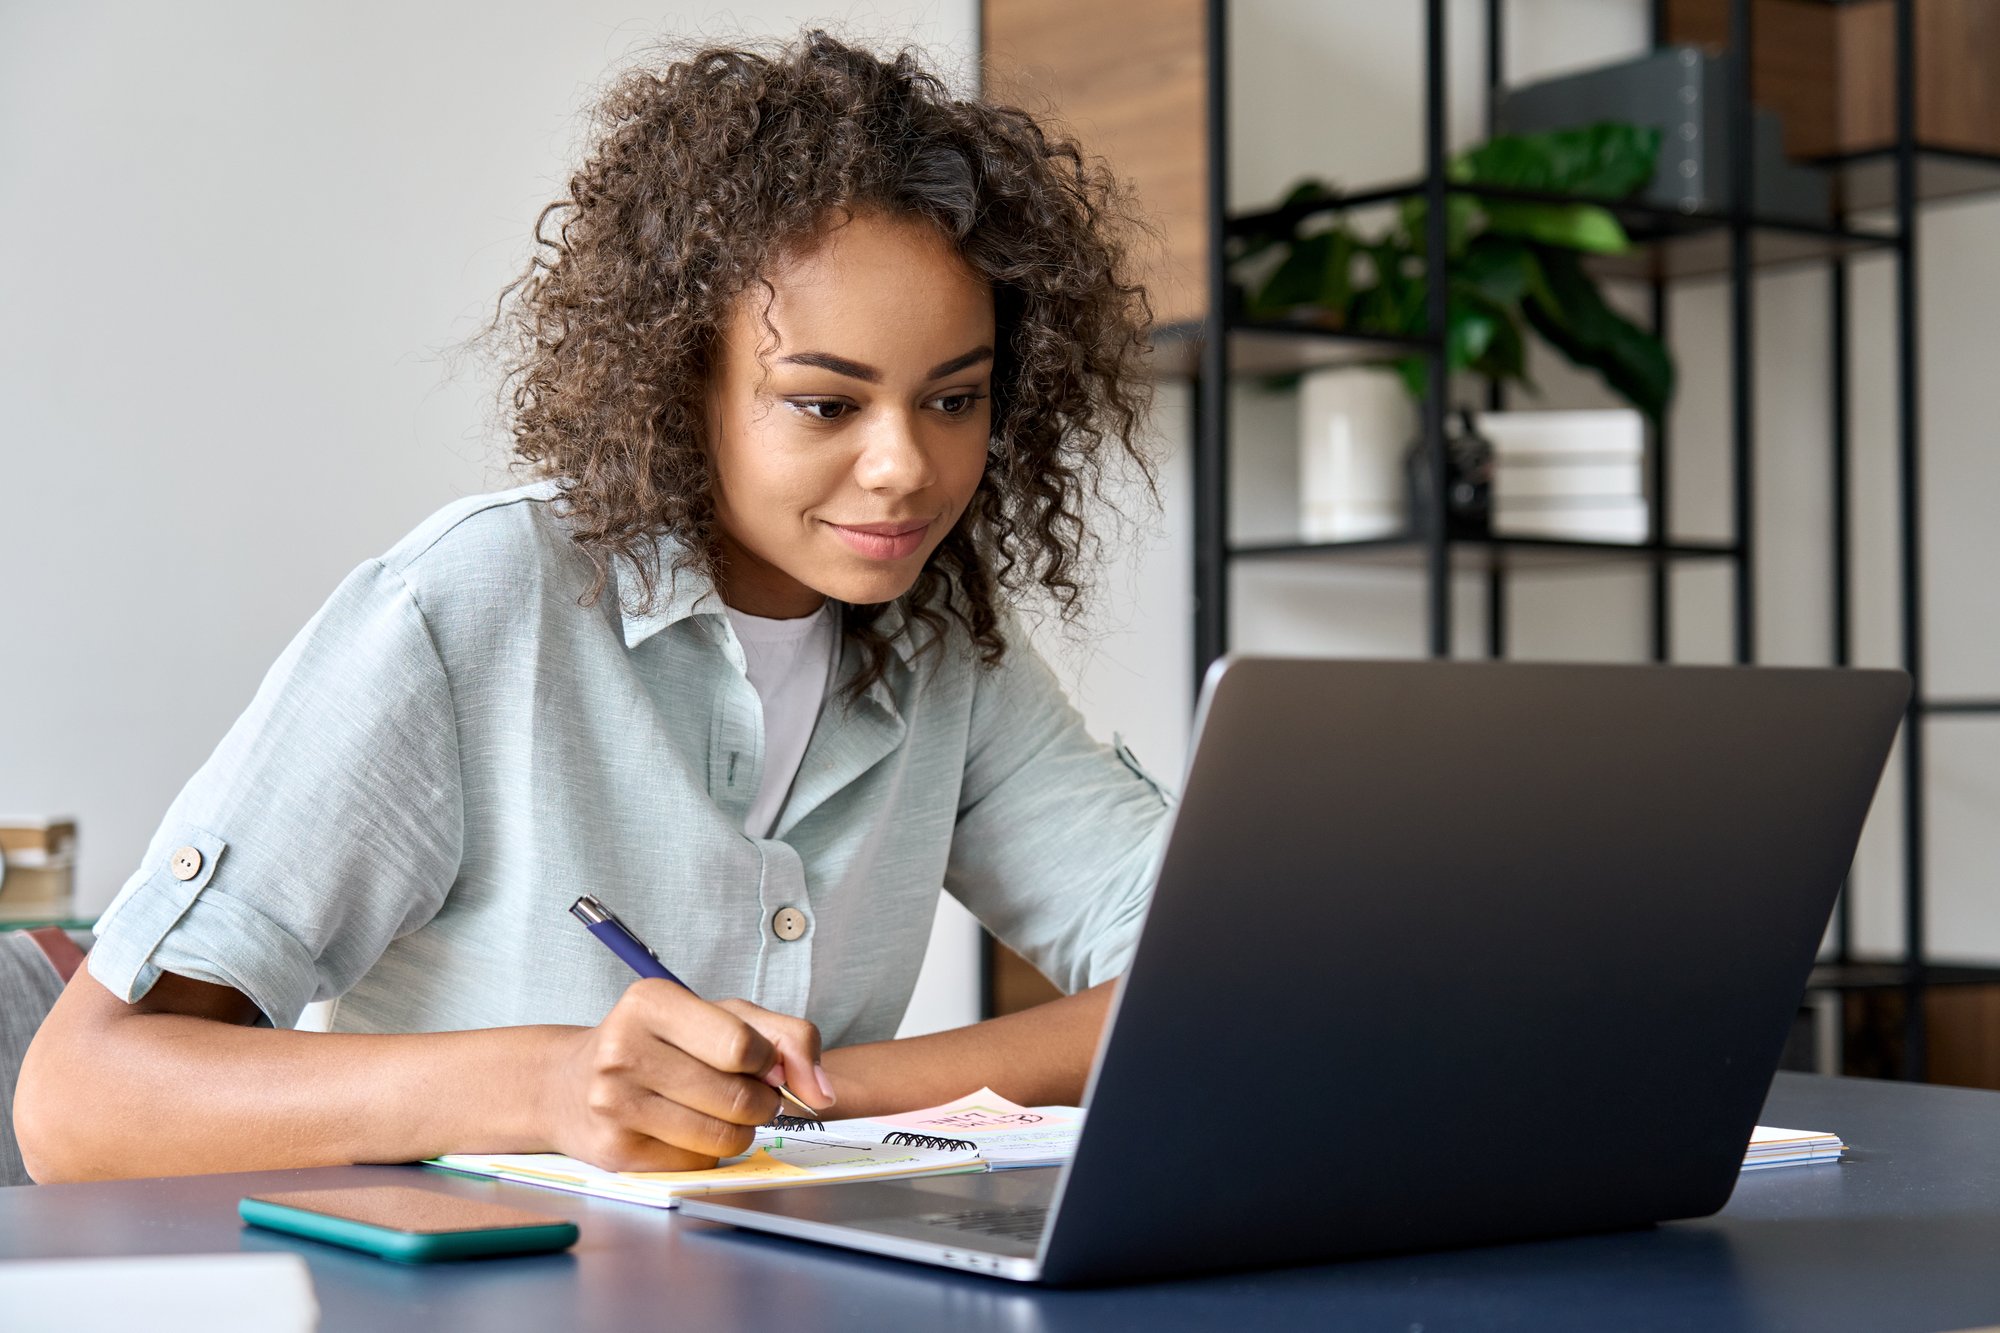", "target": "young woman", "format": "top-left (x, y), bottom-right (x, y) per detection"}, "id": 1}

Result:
top-left (17, 31), bottom-right (1168, 1181)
